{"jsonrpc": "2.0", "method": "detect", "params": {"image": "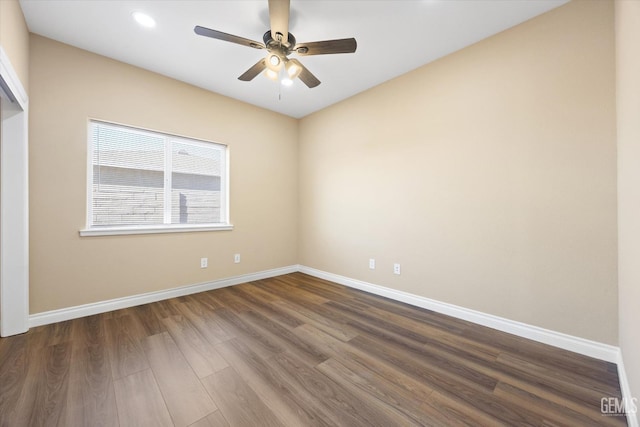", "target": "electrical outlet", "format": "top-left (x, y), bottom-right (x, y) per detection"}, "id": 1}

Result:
top-left (393, 263), bottom-right (401, 275)
top-left (369, 258), bottom-right (376, 270)
top-left (200, 257), bottom-right (208, 269)
top-left (234, 254), bottom-right (241, 264)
